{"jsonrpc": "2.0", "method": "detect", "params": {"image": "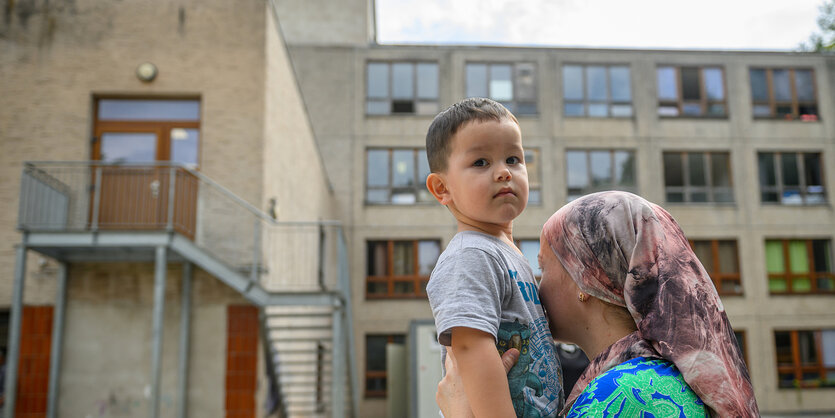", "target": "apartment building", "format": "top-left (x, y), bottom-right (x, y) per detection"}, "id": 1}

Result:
top-left (277, 0), bottom-right (835, 416)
